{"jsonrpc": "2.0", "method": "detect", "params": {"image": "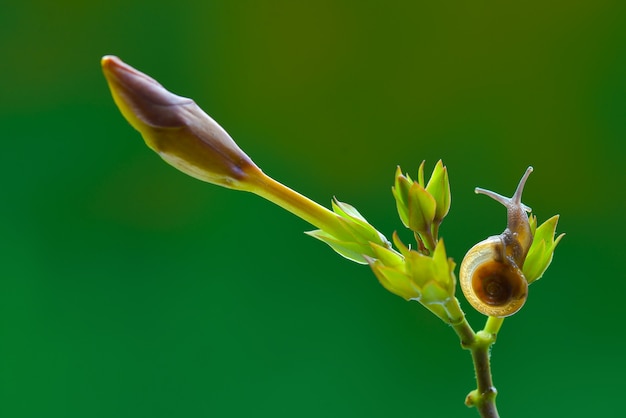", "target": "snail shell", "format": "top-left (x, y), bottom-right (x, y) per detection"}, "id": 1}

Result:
top-left (460, 236), bottom-right (528, 317)
top-left (460, 167), bottom-right (534, 317)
